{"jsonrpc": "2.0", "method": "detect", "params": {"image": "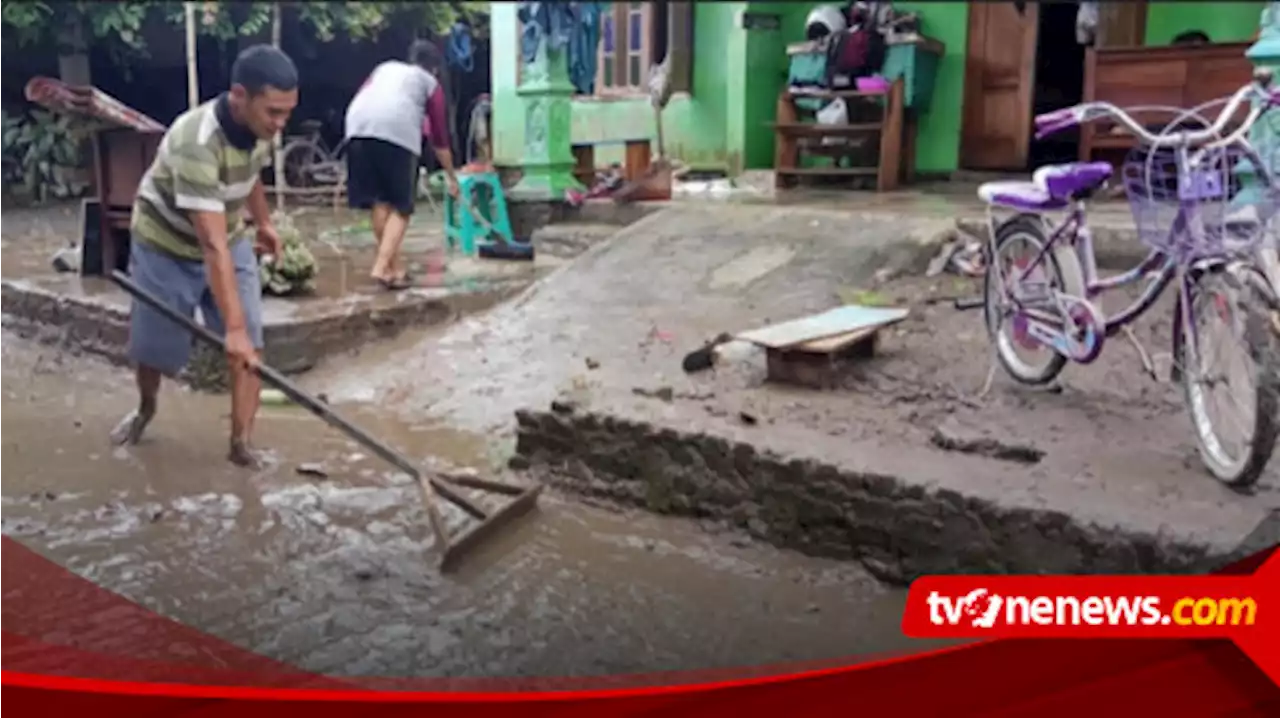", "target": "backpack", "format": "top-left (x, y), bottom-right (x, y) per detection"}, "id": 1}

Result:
top-left (825, 2), bottom-right (887, 84)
